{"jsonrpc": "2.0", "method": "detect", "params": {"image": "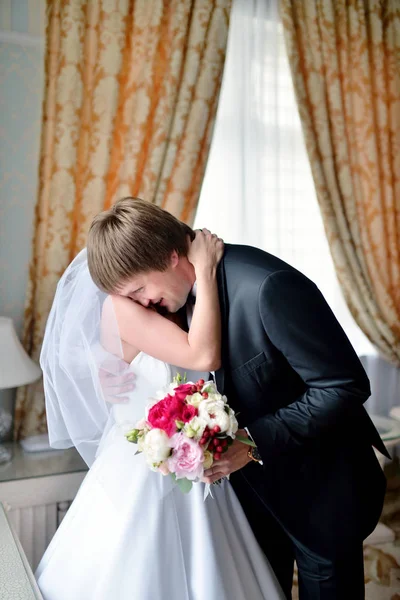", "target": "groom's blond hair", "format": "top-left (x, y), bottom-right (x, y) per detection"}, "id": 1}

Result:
top-left (87, 197), bottom-right (194, 293)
